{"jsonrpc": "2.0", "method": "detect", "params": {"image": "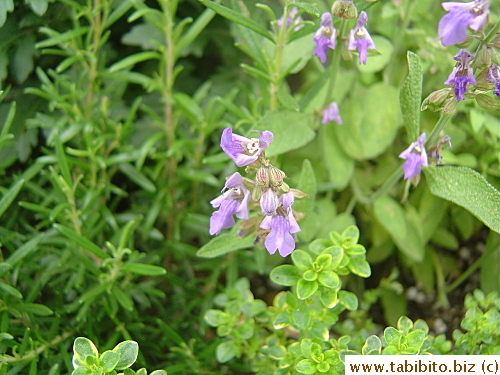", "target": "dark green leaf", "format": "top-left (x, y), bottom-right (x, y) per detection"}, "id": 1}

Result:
top-left (122, 263), bottom-right (166, 276)
top-left (197, 233), bottom-right (254, 258)
top-left (0, 179), bottom-right (24, 217)
top-left (54, 224), bottom-right (110, 259)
